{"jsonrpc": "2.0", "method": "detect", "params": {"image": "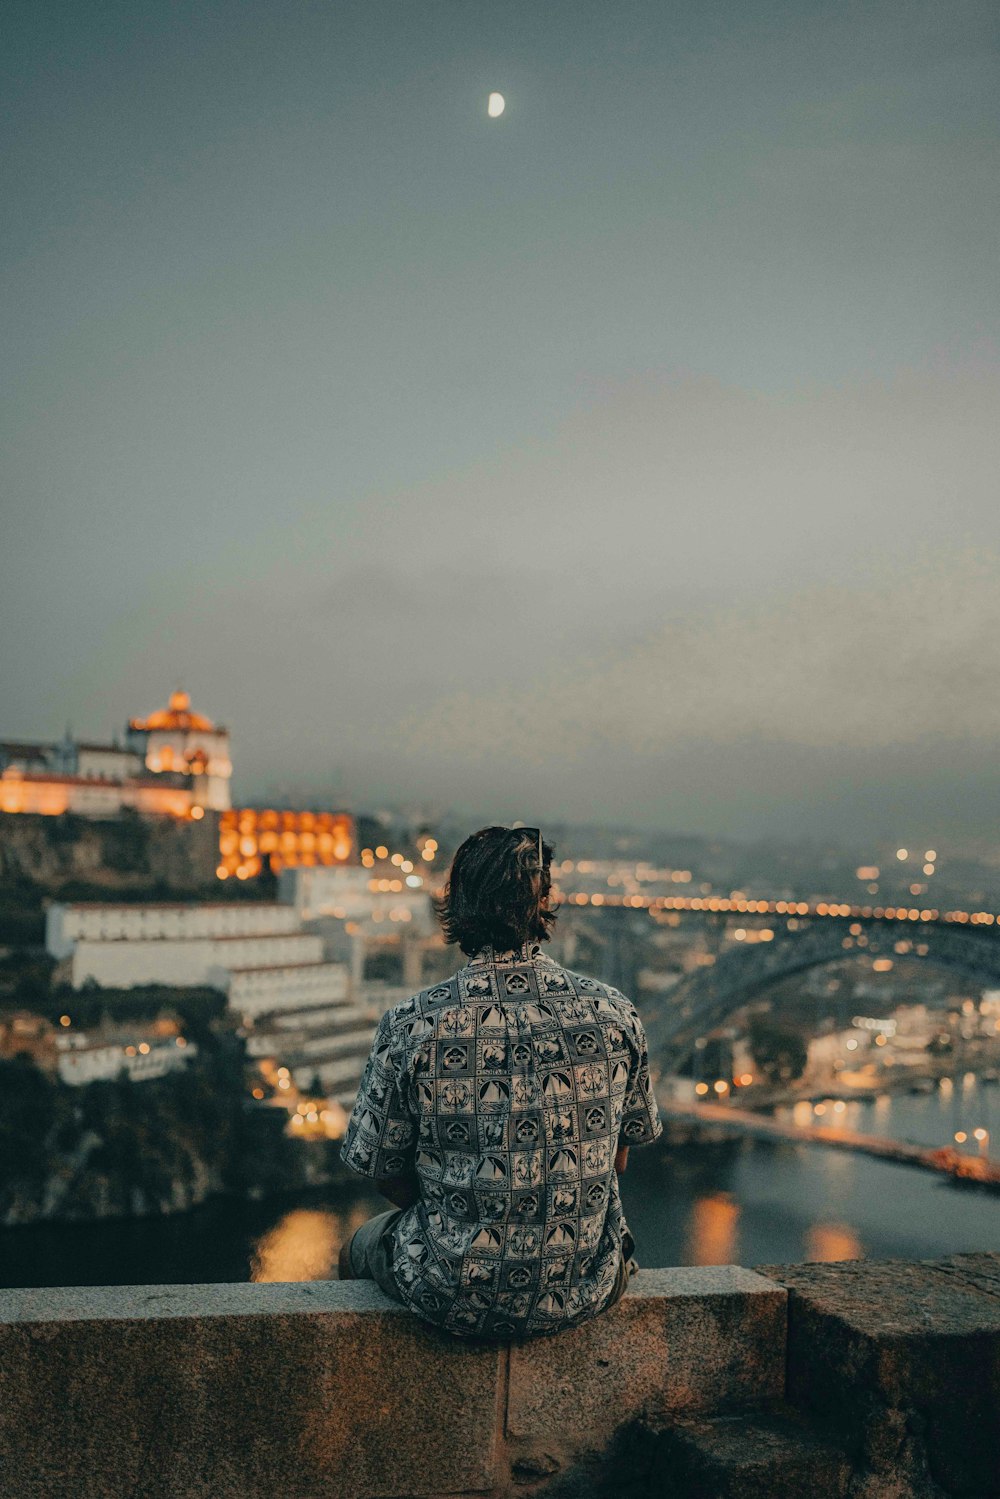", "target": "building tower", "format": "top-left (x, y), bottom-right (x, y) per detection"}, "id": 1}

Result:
top-left (127, 689), bottom-right (232, 811)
